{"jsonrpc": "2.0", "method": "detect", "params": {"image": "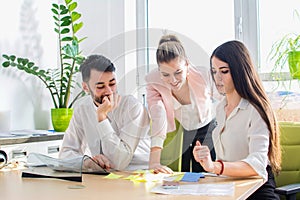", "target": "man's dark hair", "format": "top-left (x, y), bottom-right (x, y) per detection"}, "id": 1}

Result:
top-left (80, 54), bottom-right (115, 82)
